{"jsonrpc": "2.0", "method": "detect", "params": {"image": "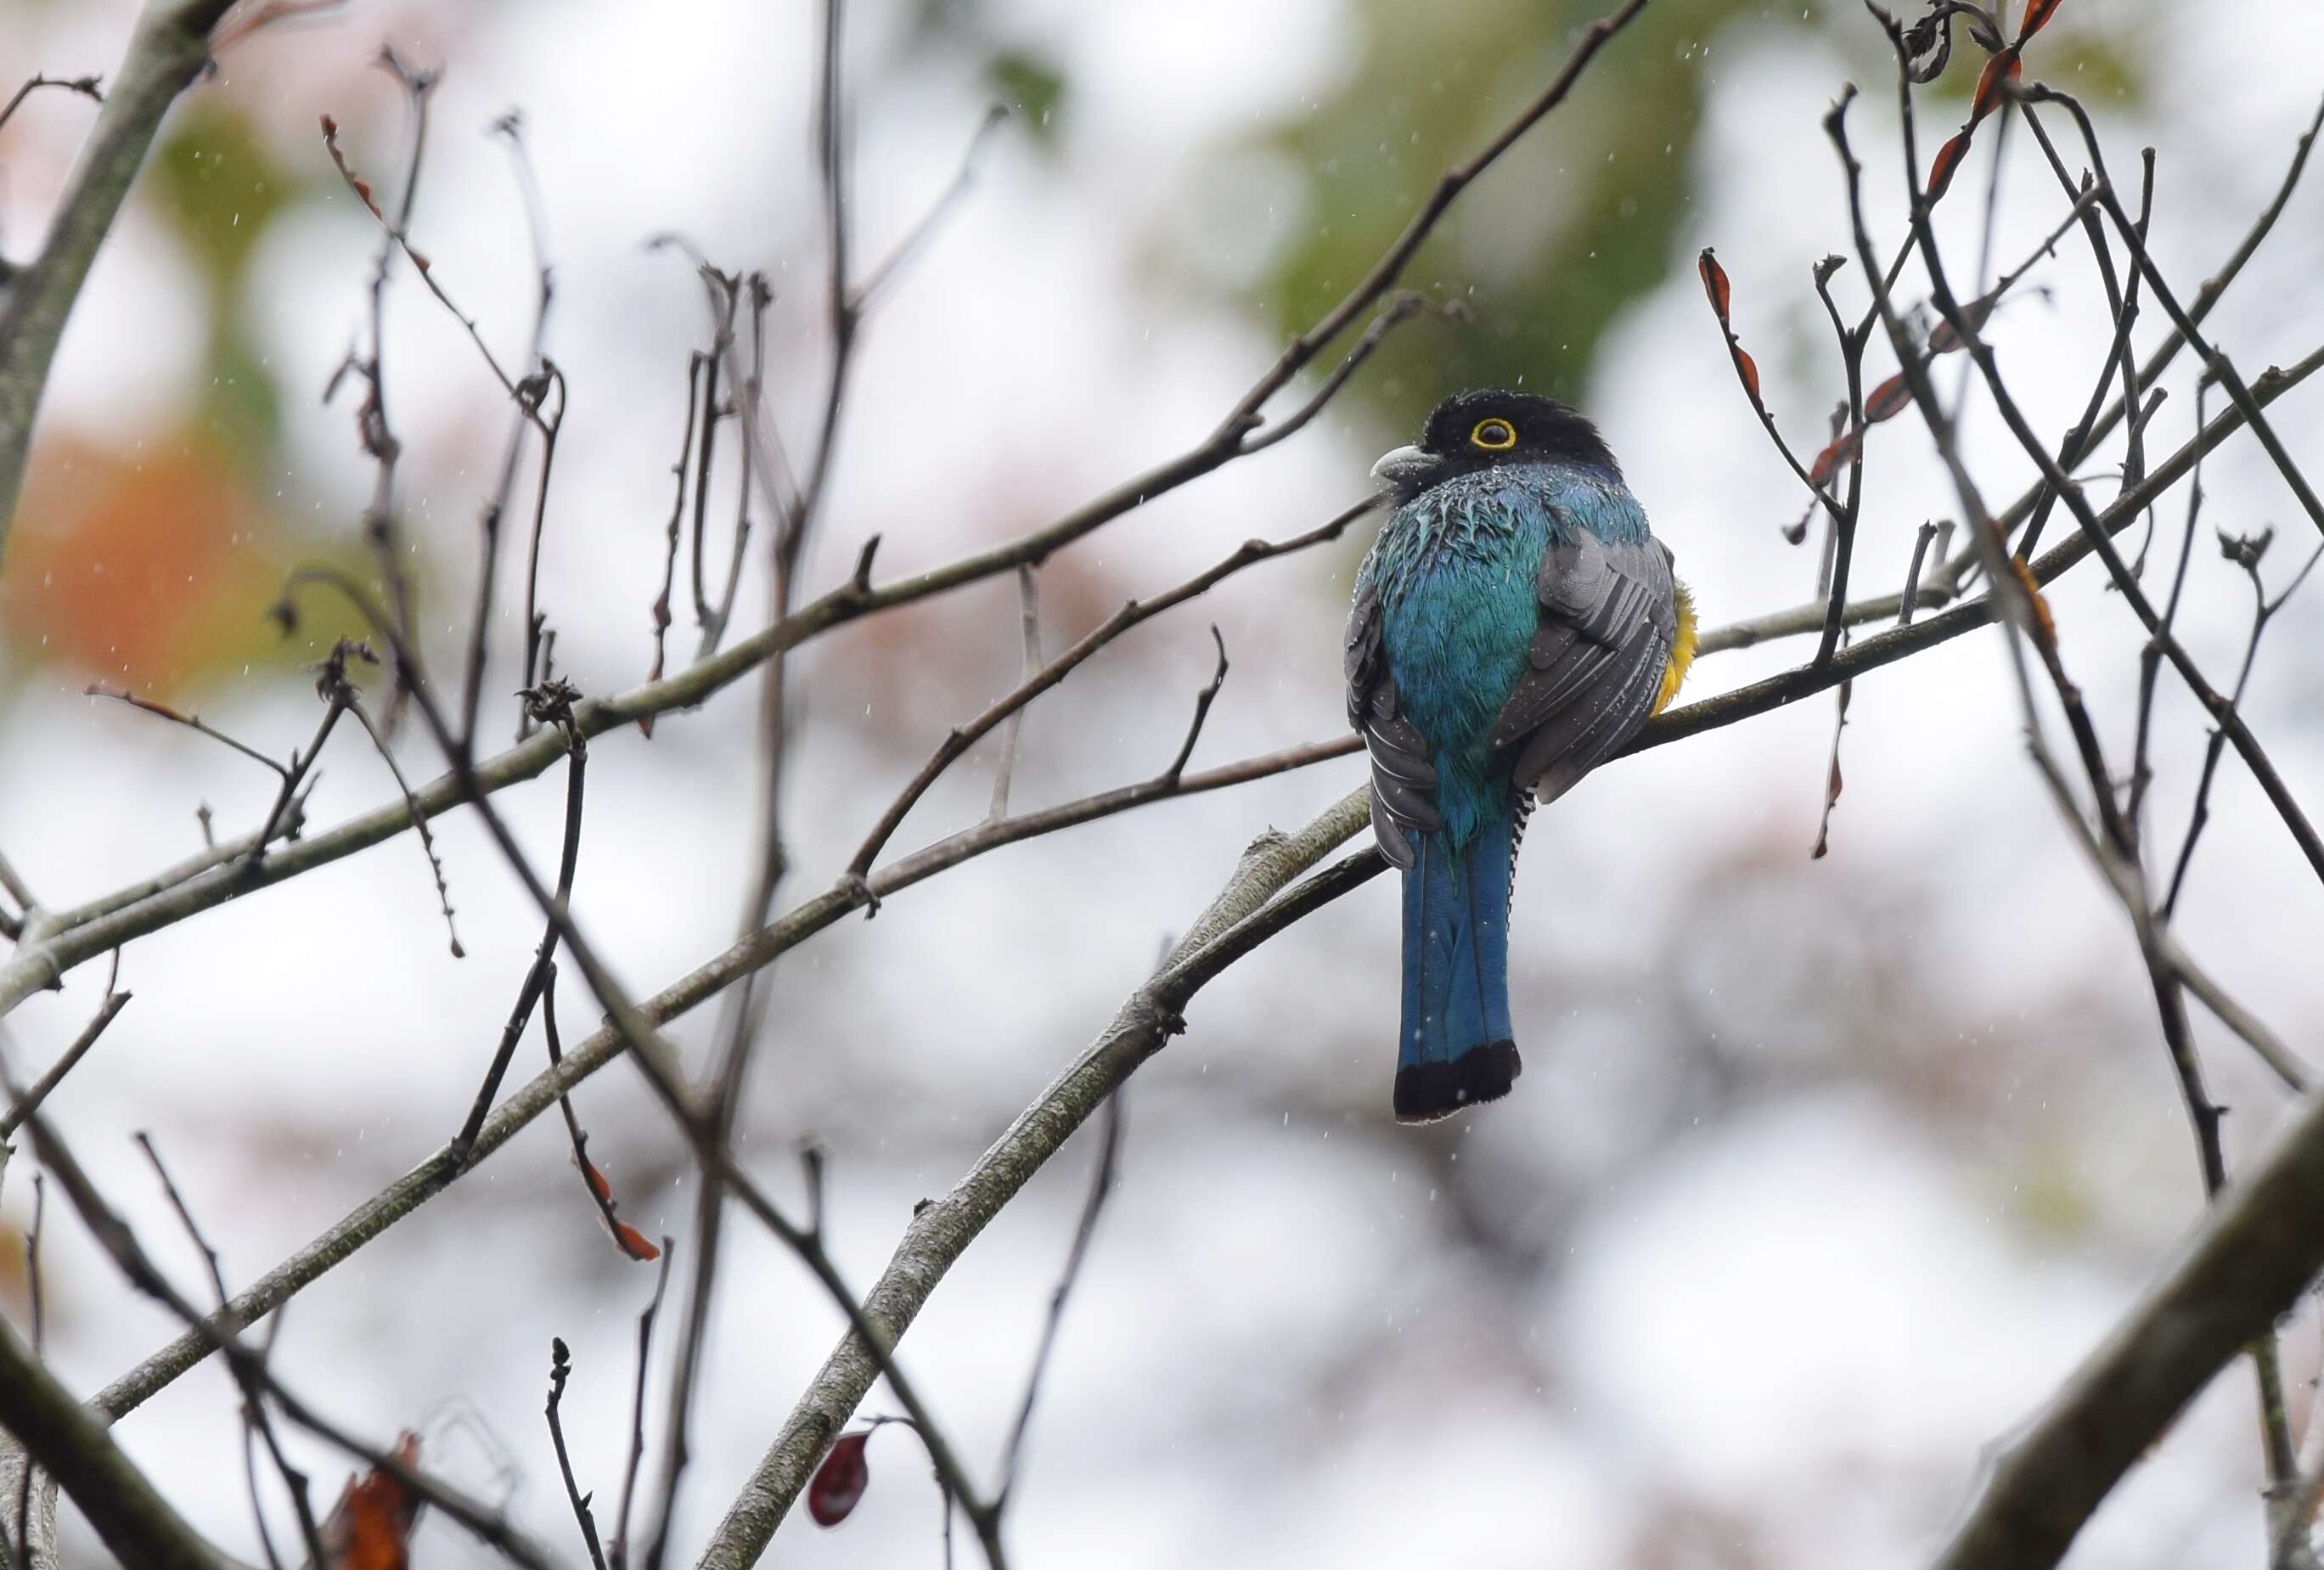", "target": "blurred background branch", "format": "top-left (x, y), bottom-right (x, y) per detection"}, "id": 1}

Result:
top-left (0, 0), bottom-right (239, 560)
